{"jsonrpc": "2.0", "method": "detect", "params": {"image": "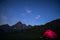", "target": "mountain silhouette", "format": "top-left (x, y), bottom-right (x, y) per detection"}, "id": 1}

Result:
top-left (11, 21), bottom-right (28, 30)
top-left (0, 24), bottom-right (10, 32)
top-left (44, 19), bottom-right (60, 34)
top-left (0, 19), bottom-right (60, 40)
